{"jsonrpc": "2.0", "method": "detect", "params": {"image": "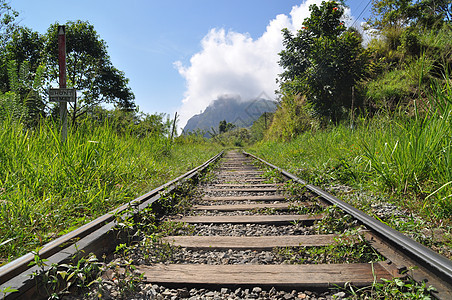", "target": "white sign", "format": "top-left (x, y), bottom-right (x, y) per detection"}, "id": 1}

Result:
top-left (49, 88), bottom-right (76, 102)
